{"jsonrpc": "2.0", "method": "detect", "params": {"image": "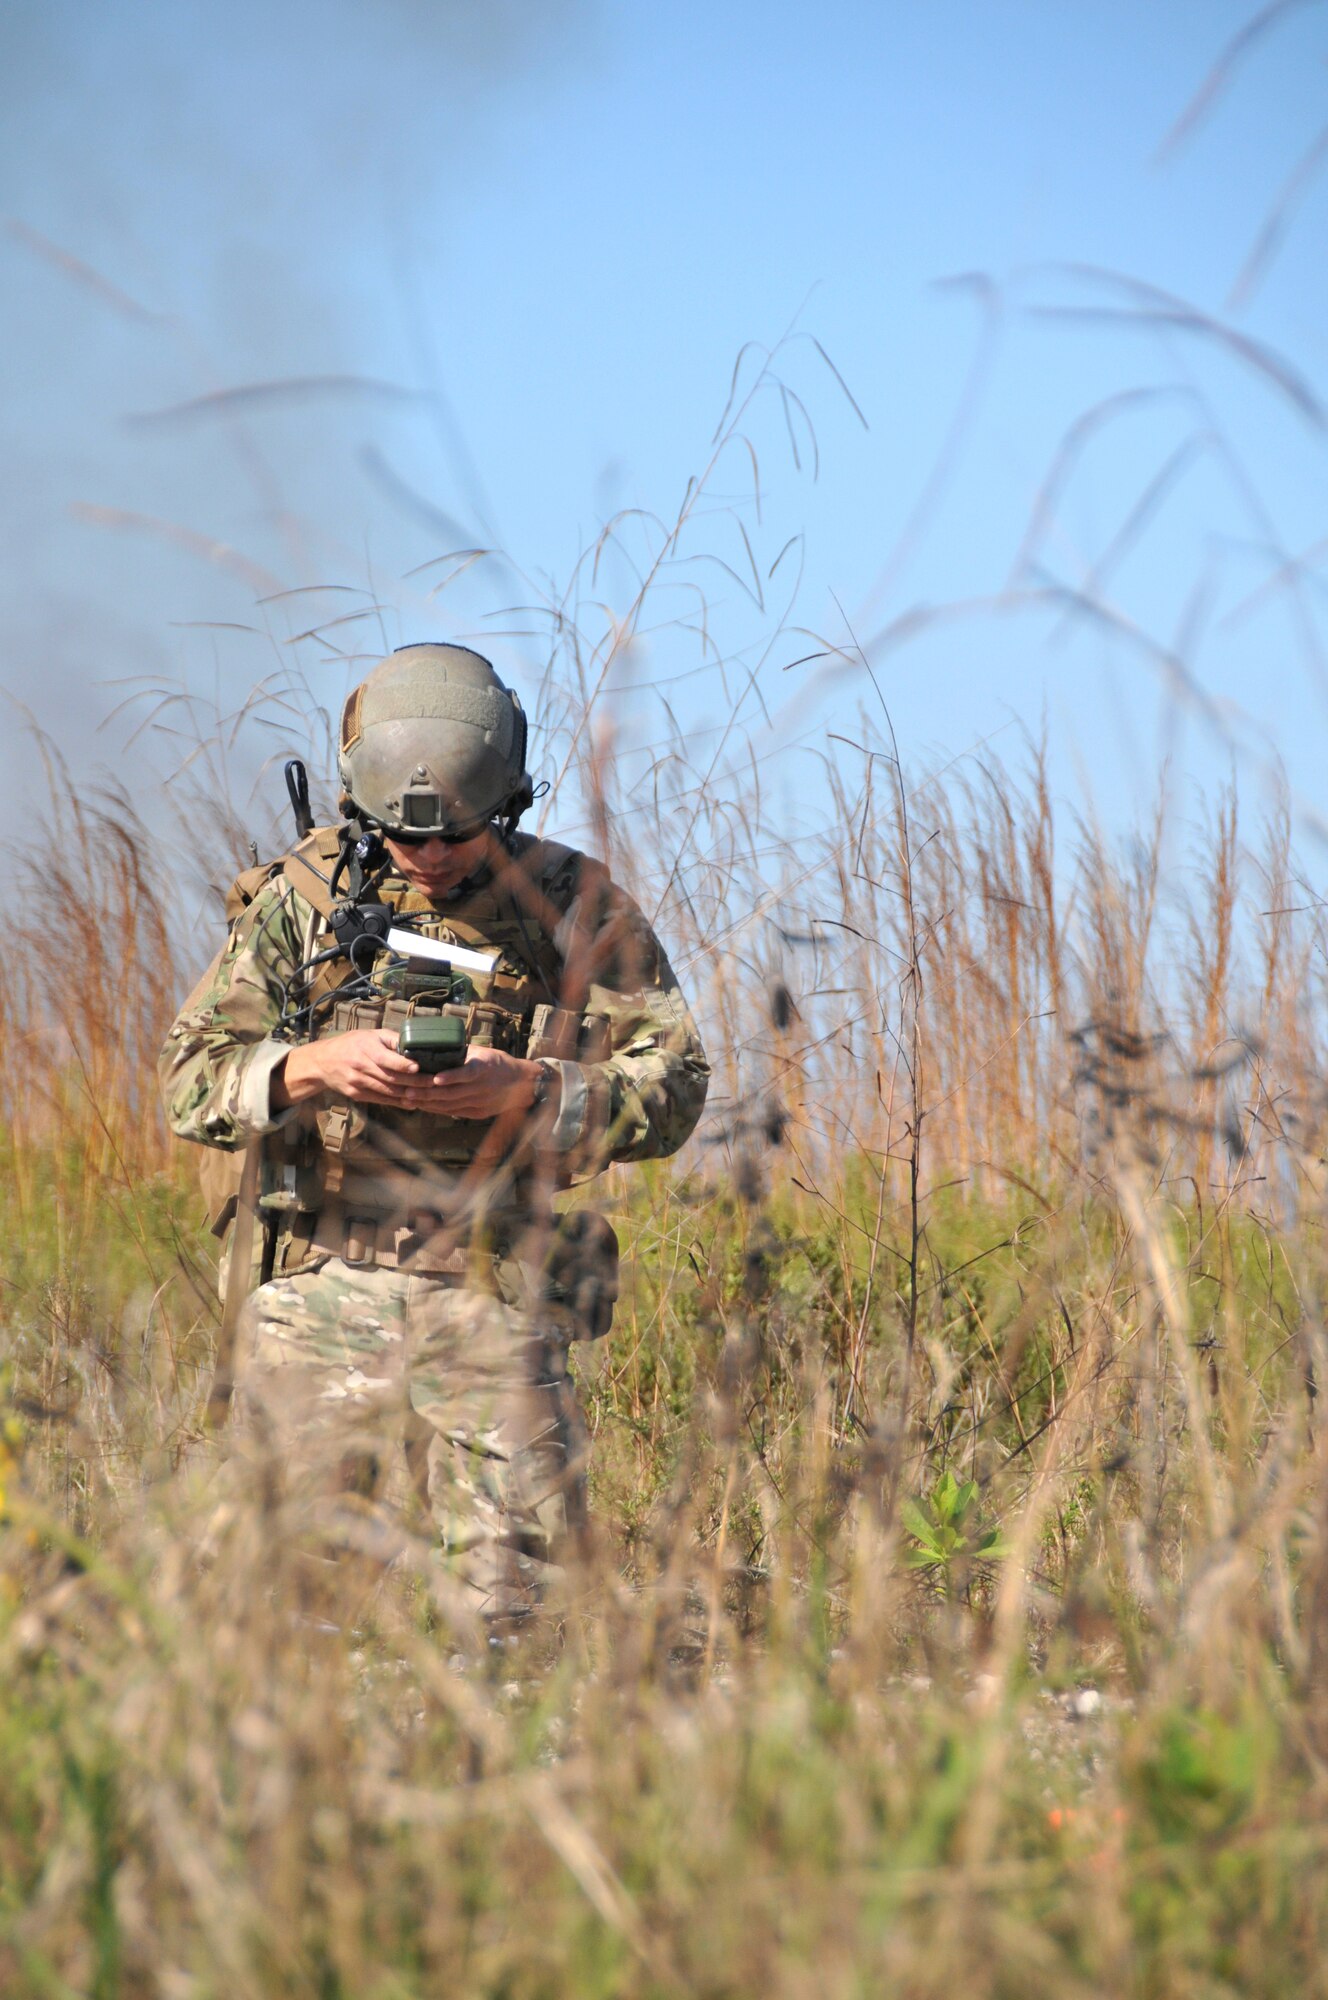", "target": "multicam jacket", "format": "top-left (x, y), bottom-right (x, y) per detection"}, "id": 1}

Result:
top-left (160, 827), bottom-right (709, 1258)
